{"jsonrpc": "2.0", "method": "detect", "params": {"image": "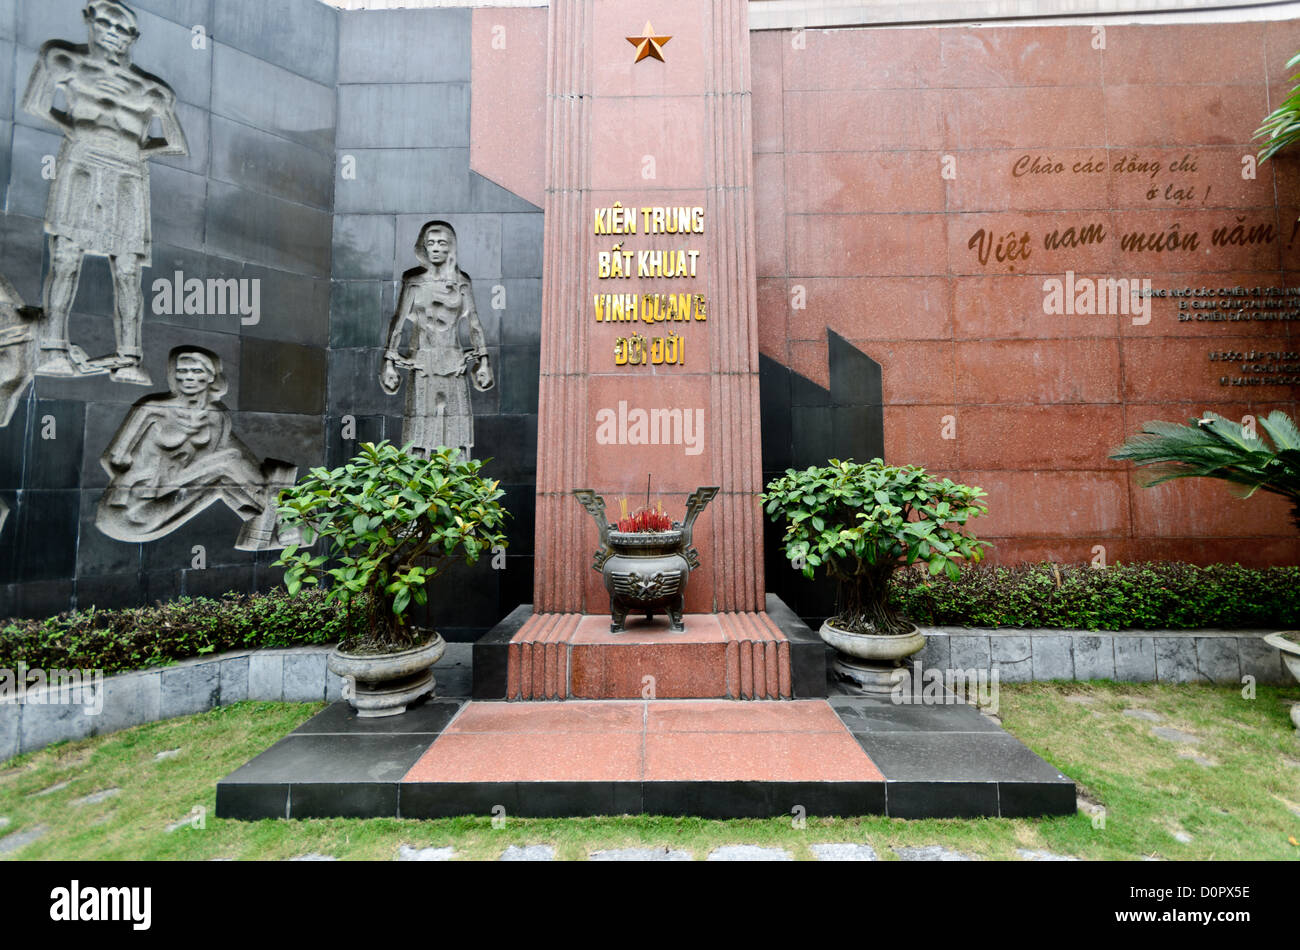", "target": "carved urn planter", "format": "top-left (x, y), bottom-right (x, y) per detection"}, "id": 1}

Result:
top-left (820, 620), bottom-right (926, 695)
top-left (327, 631), bottom-right (445, 718)
top-left (1263, 631), bottom-right (1300, 729)
top-left (574, 487), bottom-right (718, 633)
